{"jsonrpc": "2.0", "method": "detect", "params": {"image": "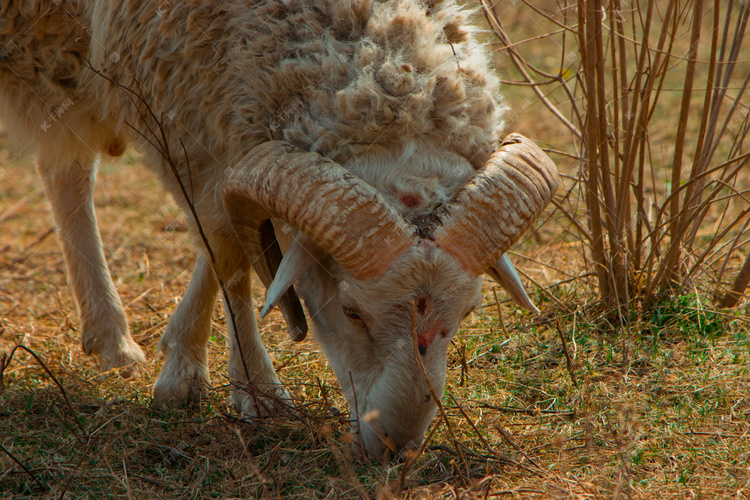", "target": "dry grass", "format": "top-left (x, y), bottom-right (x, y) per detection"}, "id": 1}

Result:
top-left (2, 1), bottom-right (750, 498)
top-left (2, 141), bottom-right (749, 498)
